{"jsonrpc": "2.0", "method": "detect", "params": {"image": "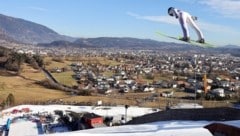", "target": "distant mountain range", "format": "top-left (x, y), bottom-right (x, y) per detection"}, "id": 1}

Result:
top-left (216, 45), bottom-right (240, 57)
top-left (219, 45), bottom-right (240, 49)
top-left (0, 13), bottom-right (239, 53)
top-left (38, 37), bottom-right (203, 51)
